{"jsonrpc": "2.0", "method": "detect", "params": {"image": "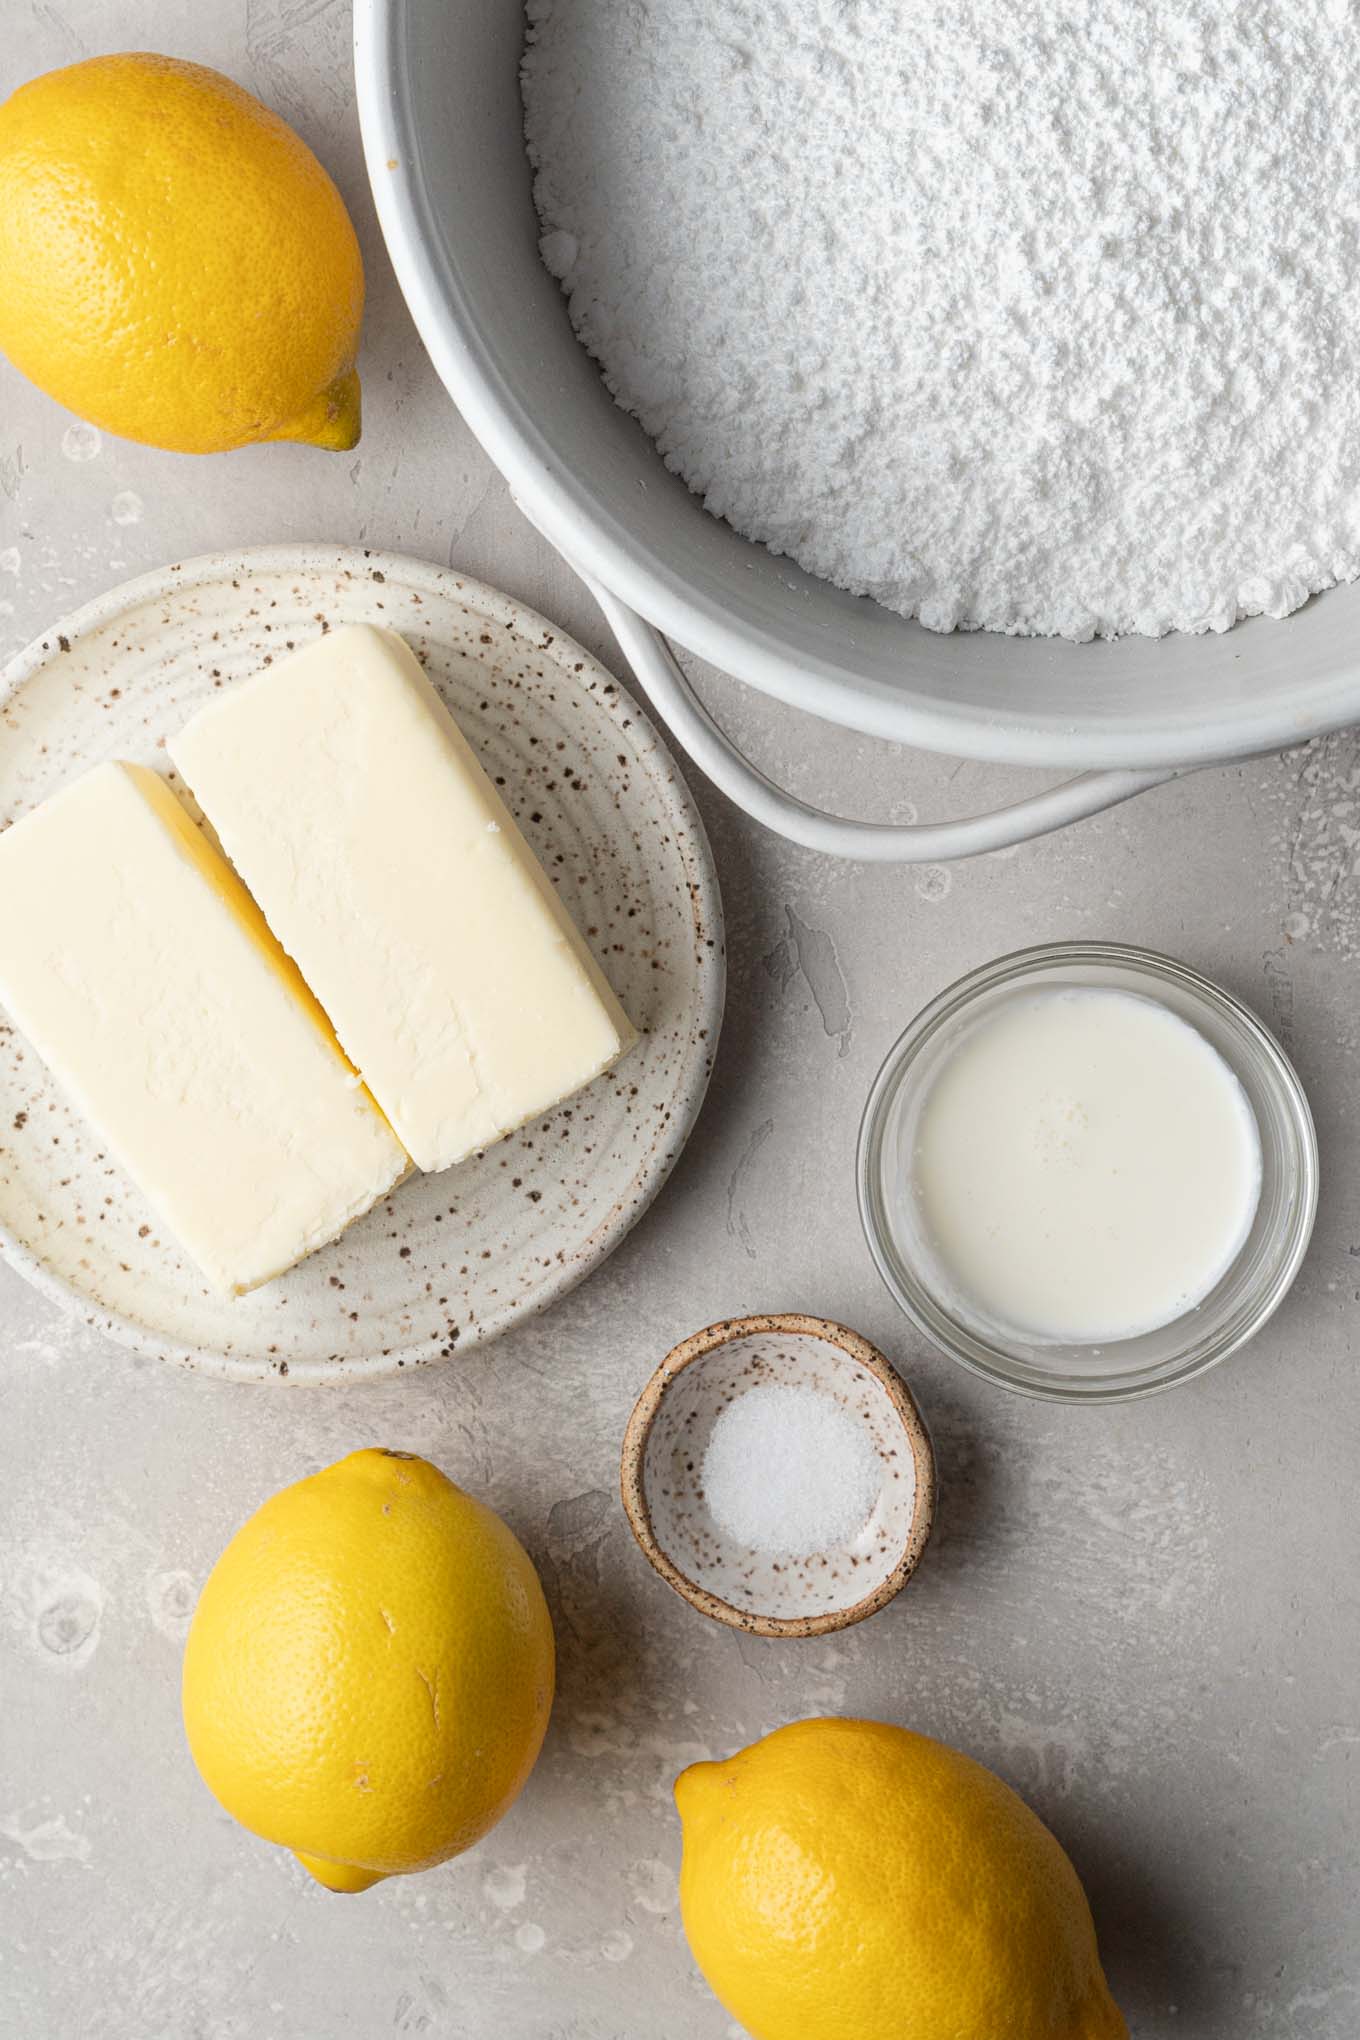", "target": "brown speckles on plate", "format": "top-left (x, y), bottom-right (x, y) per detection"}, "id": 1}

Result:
top-left (0, 545), bottom-right (725, 1383)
